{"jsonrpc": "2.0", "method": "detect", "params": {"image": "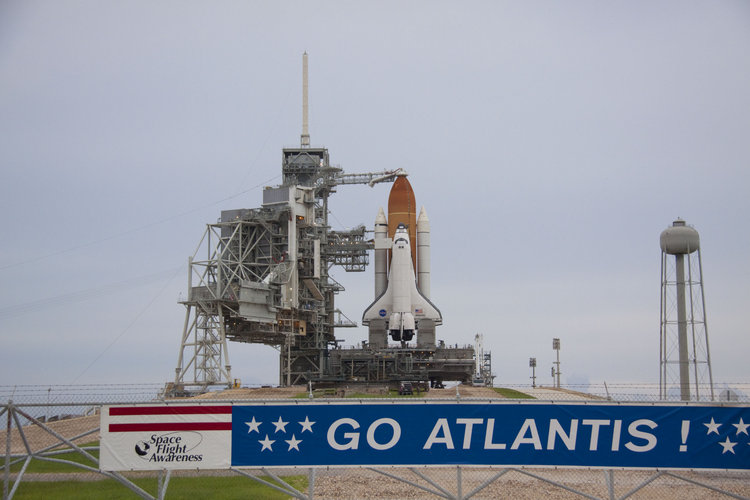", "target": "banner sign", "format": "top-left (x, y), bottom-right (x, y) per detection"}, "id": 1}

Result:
top-left (100, 401), bottom-right (750, 471)
top-left (100, 404), bottom-right (232, 470)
